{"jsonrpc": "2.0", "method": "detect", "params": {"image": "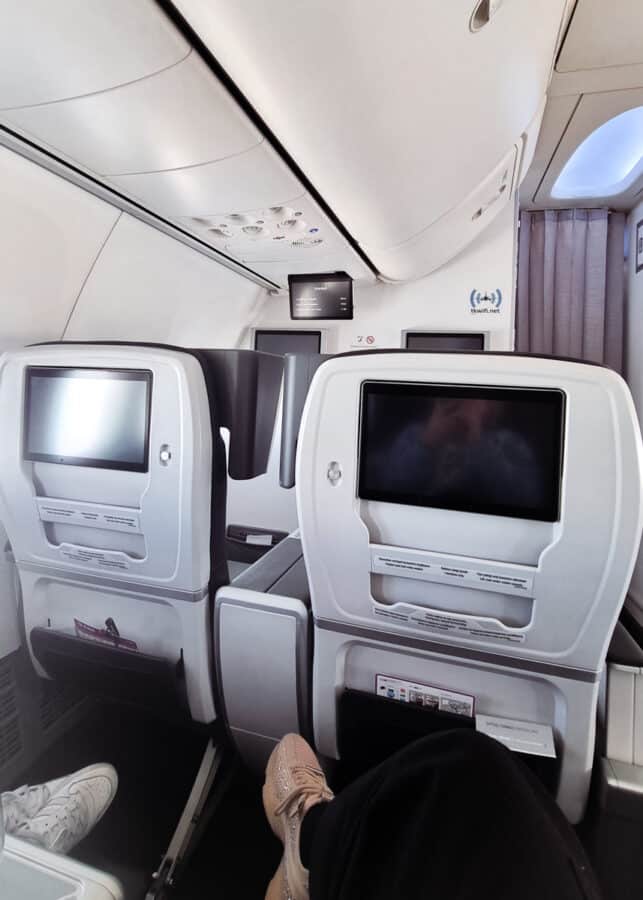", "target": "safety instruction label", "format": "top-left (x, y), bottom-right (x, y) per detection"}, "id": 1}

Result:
top-left (372, 604), bottom-right (526, 643)
top-left (370, 545), bottom-right (534, 598)
top-left (37, 497), bottom-right (141, 534)
top-left (376, 675), bottom-right (475, 717)
top-left (476, 714), bottom-right (556, 758)
top-left (60, 545), bottom-right (130, 571)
